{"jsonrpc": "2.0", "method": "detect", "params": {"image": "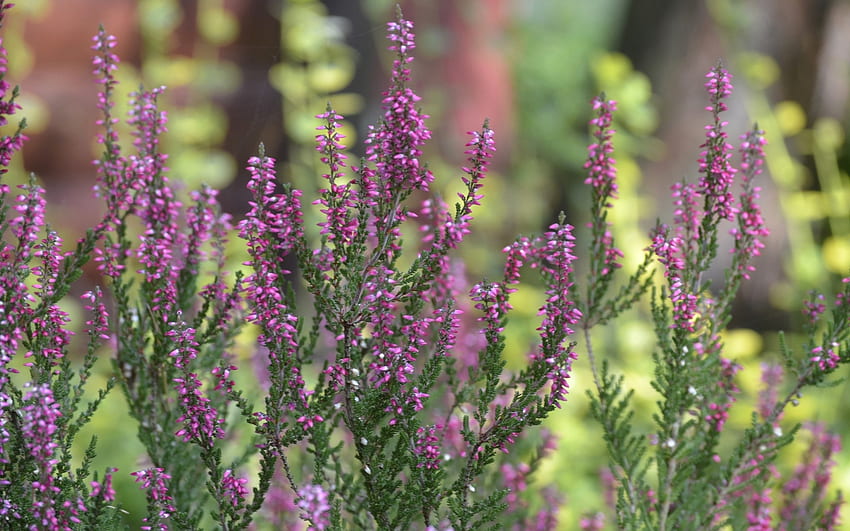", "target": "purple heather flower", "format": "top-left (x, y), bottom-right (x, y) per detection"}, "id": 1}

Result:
top-left (802, 291), bottom-right (826, 325)
top-left (211, 363), bottom-right (238, 394)
top-left (314, 109), bottom-right (359, 249)
top-left (90, 27), bottom-right (127, 219)
top-left (535, 221), bottom-right (581, 408)
top-left (129, 85), bottom-right (168, 159)
top-left (90, 468), bottom-right (117, 502)
top-left (0, 289), bottom-right (25, 388)
top-left (26, 232), bottom-right (73, 369)
top-left (537, 222), bottom-right (581, 333)
top-left (297, 483), bottom-right (331, 530)
top-left (21, 383), bottom-right (84, 529)
top-left (238, 154), bottom-right (303, 349)
top-left (0, 2), bottom-right (26, 174)
top-left (239, 157), bottom-right (303, 320)
top-left (529, 486), bottom-right (562, 530)
top-left (90, 28), bottom-right (146, 283)
top-left (704, 357), bottom-right (741, 432)
top-left (414, 424), bottom-right (442, 470)
top-left (470, 281), bottom-right (511, 335)
top-left (385, 386), bottom-right (431, 425)
top-left (32, 230), bottom-right (63, 294)
top-left (0, 391), bottom-right (10, 471)
top-left (698, 65), bottom-right (737, 221)
top-left (837, 277), bottom-right (850, 309)
top-left (124, 86), bottom-right (184, 316)
top-left (364, 15), bottom-right (433, 196)
top-left (10, 181), bottom-right (47, 262)
top-left (355, 13), bottom-right (432, 266)
top-left (745, 488), bottom-right (773, 530)
top-left (91, 28), bottom-right (120, 148)
top-left (503, 236), bottom-right (539, 288)
top-left (671, 180), bottom-right (702, 257)
top-left (183, 185), bottom-right (223, 274)
top-left (583, 95), bottom-right (624, 288)
top-left (730, 126), bottom-right (769, 279)
top-left (407, 386), bottom-right (429, 411)
top-left (446, 125), bottom-right (495, 247)
top-left (757, 363), bottom-right (784, 425)
top-left (585, 96), bottom-right (618, 203)
top-left (131, 467), bottom-right (175, 530)
top-left (650, 228), bottom-right (697, 332)
top-left (262, 470), bottom-right (300, 528)
top-left (238, 151), bottom-right (314, 433)
top-left (501, 462), bottom-right (530, 511)
top-left (321, 360), bottom-right (347, 394)
top-left (778, 423), bottom-right (842, 529)
top-left (221, 469), bottom-right (249, 508)
top-left (819, 492), bottom-right (843, 530)
top-left (296, 412), bottom-right (324, 430)
top-left (21, 384), bottom-right (61, 466)
top-left (363, 265), bottom-right (425, 390)
top-left (810, 343), bottom-right (840, 372)
top-left (433, 305), bottom-right (462, 356)
top-left (650, 227), bottom-right (685, 272)
top-left (426, 523), bottom-right (455, 531)
top-left (579, 512), bottom-right (606, 531)
top-left (171, 370), bottom-right (224, 444)
top-left (0, 497), bottom-right (20, 521)
top-left (167, 319), bottom-right (225, 445)
top-left (25, 303), bottom-right (72, 368)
